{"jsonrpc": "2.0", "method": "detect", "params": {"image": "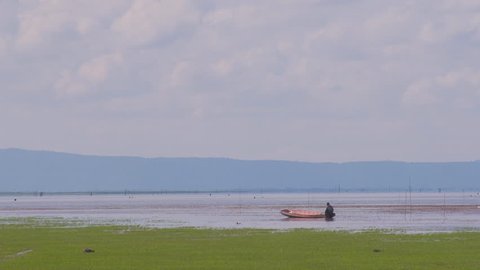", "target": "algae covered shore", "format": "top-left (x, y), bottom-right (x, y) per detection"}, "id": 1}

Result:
top-left (0, 224), bottom-right (479, 270)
